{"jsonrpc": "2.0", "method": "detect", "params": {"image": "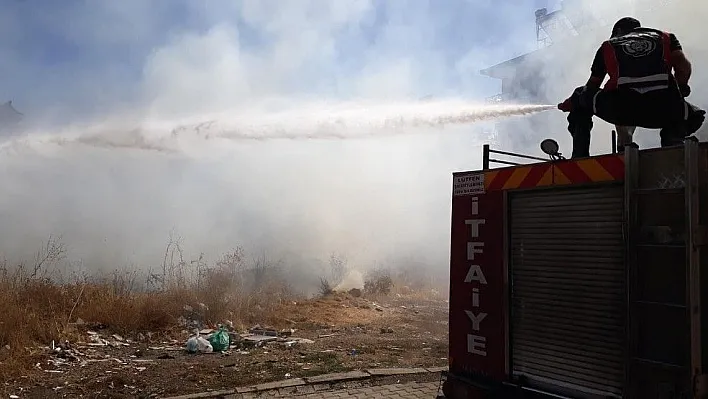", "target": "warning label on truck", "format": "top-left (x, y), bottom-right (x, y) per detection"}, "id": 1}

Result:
top-left (453, 173), bottom-right (485, 196)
